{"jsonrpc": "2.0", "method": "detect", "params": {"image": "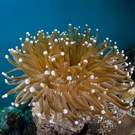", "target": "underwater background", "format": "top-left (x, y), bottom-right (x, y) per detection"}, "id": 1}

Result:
top-left (0, 0), bottom-right (135, 108)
